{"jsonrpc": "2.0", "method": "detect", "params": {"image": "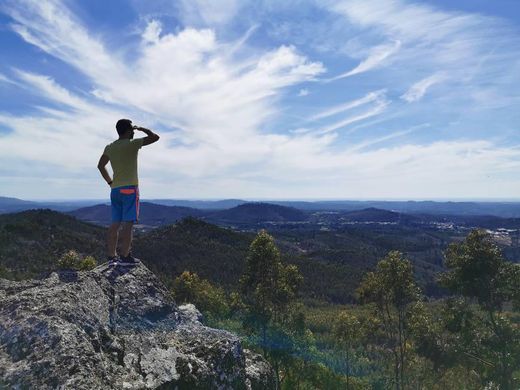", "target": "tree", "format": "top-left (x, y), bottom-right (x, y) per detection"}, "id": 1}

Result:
top-left (357, 250), bottom-right (422, 390)
top-left (407, 297), bottom-right (486, 389)
top-left (333, 311), bottom-right (362, 389)
top-left (439, 229), bottom-right (520, 389)
top-left (171, 271), bottom-right (229, 320)
top-left (239, 229), bottom-right (304, 388)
